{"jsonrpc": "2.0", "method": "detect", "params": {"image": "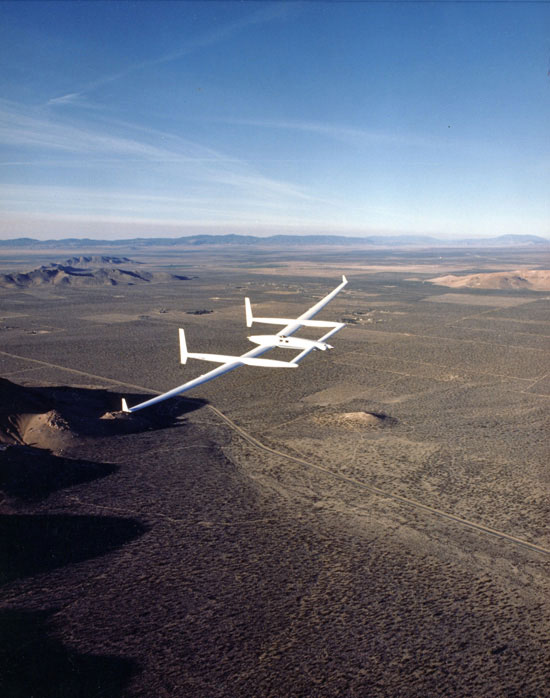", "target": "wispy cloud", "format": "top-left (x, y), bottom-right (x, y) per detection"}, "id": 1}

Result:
top-left (0, 98), bottom-right (337, 228)
top-left (221, 117), bottom-right (437, 150)
top-left (48, 92), bottom-right (81, 106)
top-left (47, 4), bottom-right (292, 107)
top-left (0, 183), bottom-right (316, 219)
top-left (0, 101), bottom-right (170, 159)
